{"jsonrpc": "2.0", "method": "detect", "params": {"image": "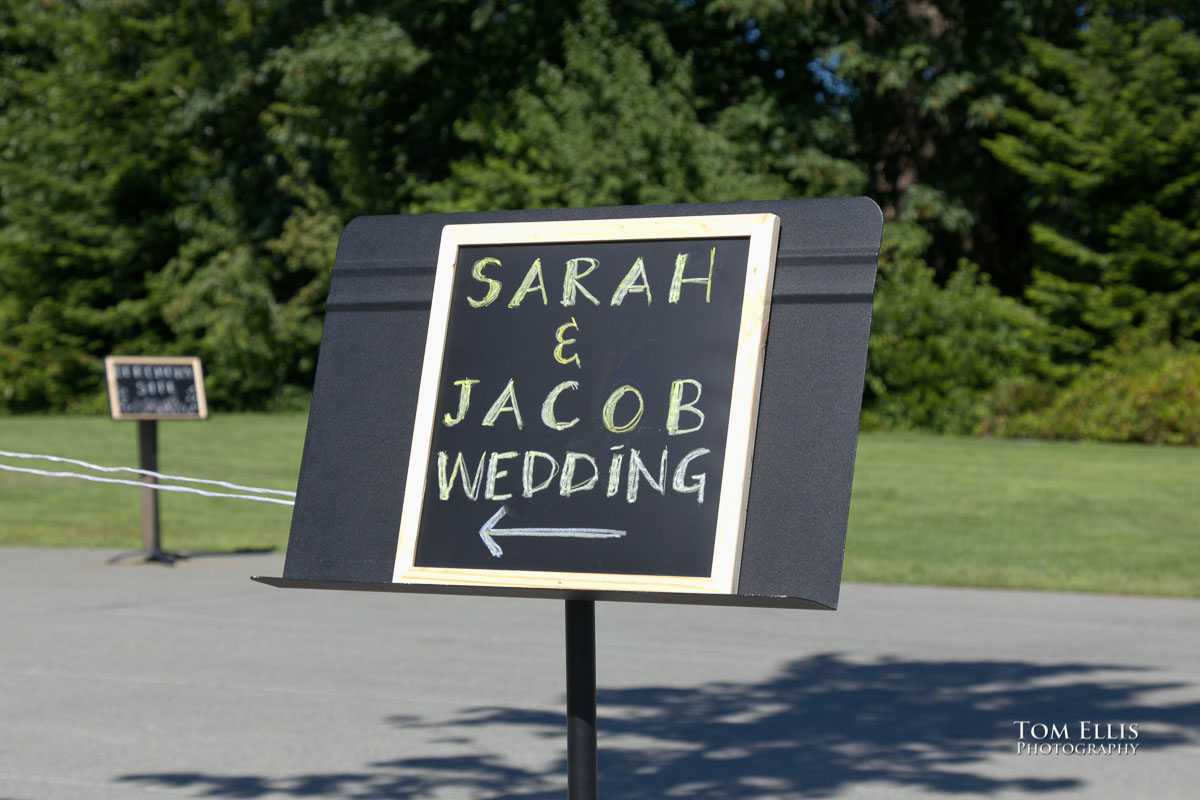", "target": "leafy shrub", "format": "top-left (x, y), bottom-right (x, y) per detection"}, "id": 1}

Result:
top-left (979, 346), bottom-right (1200, 445)
top-left (862, 223), bottom-right (1053, 433)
